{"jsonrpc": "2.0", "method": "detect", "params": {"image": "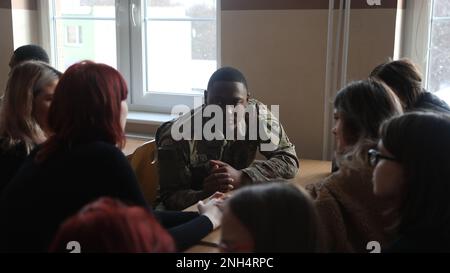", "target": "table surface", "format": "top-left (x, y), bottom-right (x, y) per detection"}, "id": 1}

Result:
top-left (183, 159), bottom-right (332, 253)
